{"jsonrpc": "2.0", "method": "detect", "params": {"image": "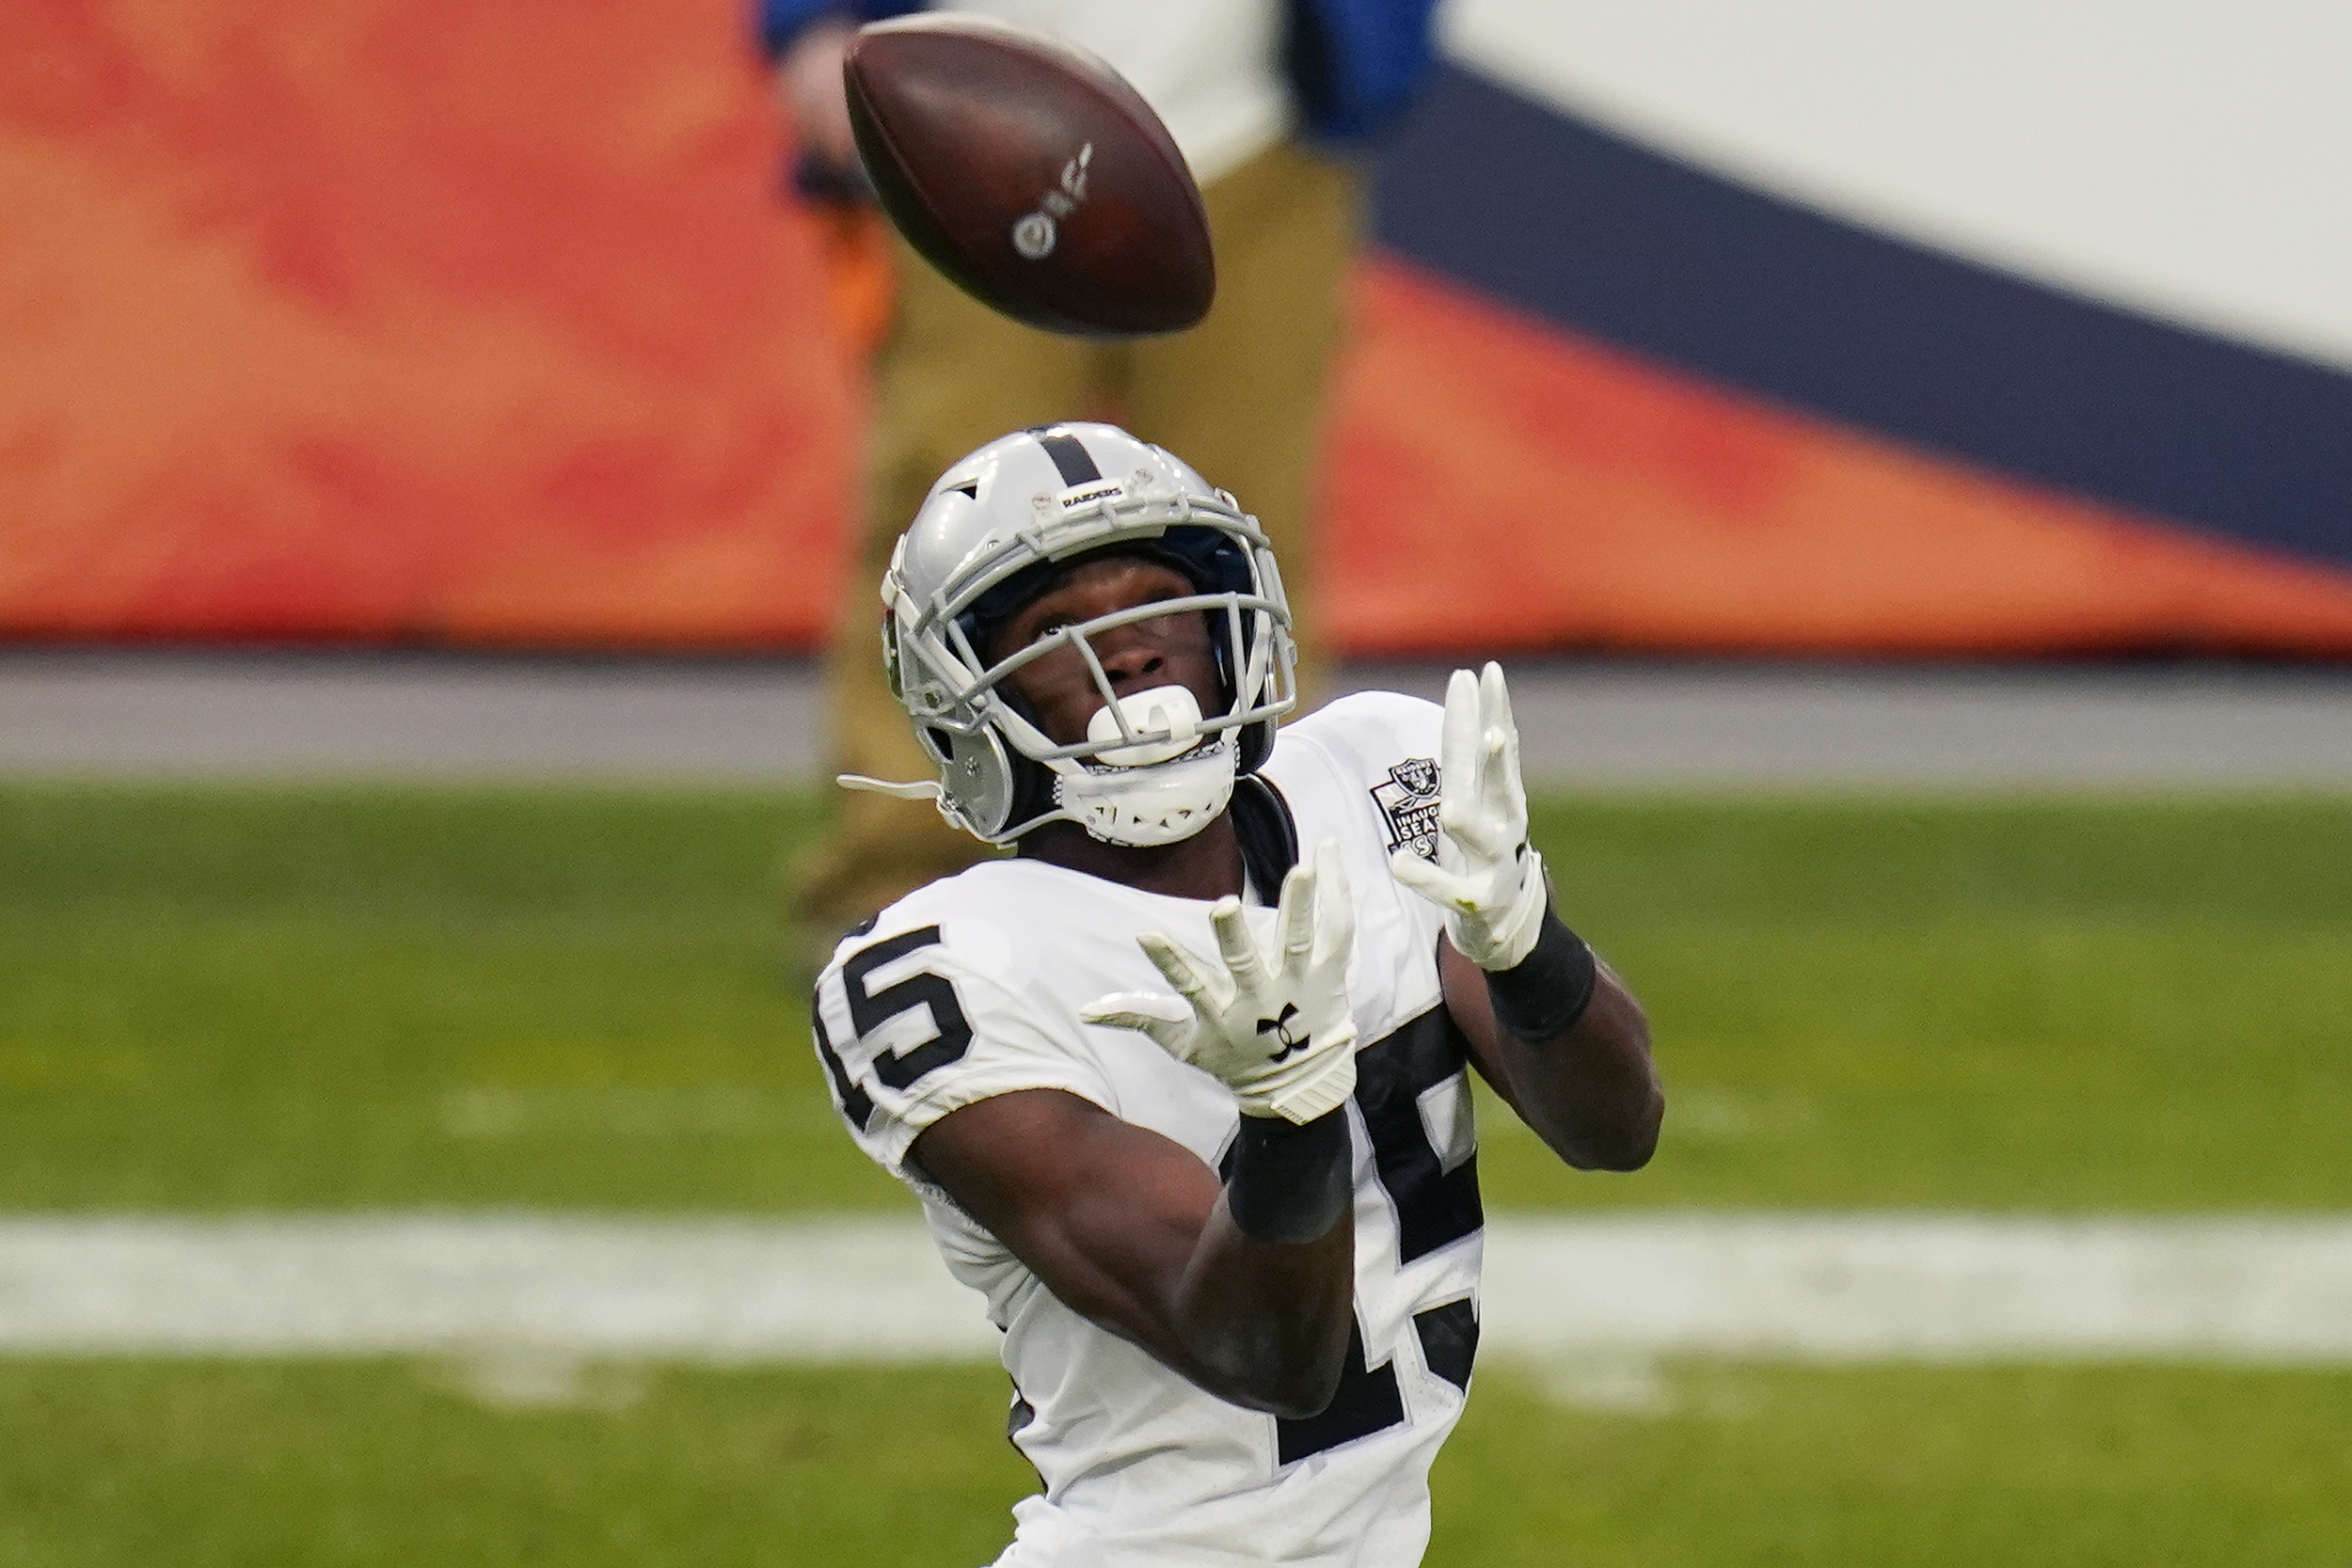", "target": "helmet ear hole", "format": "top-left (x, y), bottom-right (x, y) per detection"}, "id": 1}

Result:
top-left (918, 726), bottom-right (954, 766)
top-left (941, 727), bottom-right (1020, 840)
